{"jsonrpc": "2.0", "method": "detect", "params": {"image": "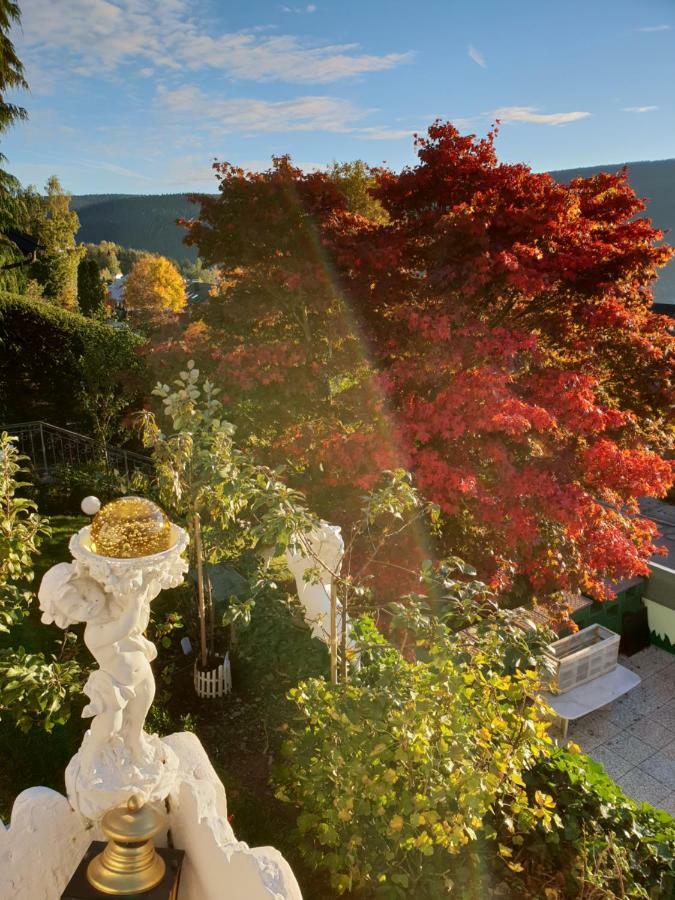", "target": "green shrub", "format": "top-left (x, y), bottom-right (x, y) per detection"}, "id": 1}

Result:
top-left (274, 587), bottom-right (675, 898)
top-left (233, 572), bottom-right (329, 695)
top-left (517, 748), bottom-right (675, 898)
top-left (0, 433), bottom-right (82, 732)
top-left (38, 461), bottom-right (149, 515)
top-left (0, 292), bottom-right (145, 432)
top-left (274, 603), bottom-right (556, 898)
